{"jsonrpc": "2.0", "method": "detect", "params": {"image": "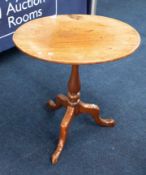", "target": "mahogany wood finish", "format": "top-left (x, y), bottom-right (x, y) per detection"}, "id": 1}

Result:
top-left (49, 65), bottom-right (116, 164)
top-left (13, 15), bottom-right (141, 165)
top-left (13, 15), bottom-right (140, 65)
